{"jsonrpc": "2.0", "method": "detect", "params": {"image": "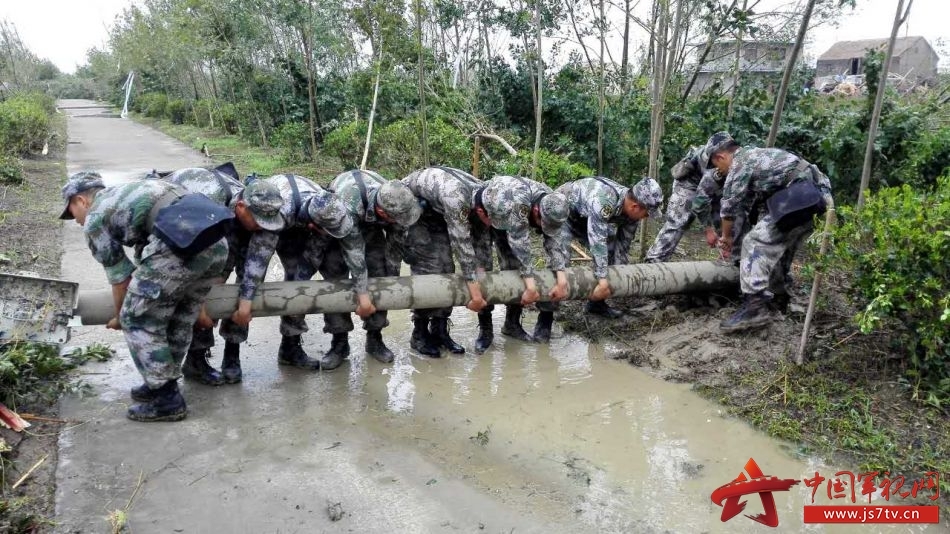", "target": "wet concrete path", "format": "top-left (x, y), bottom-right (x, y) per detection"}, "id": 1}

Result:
top-left (54, 100), bottom-right (936, 533)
